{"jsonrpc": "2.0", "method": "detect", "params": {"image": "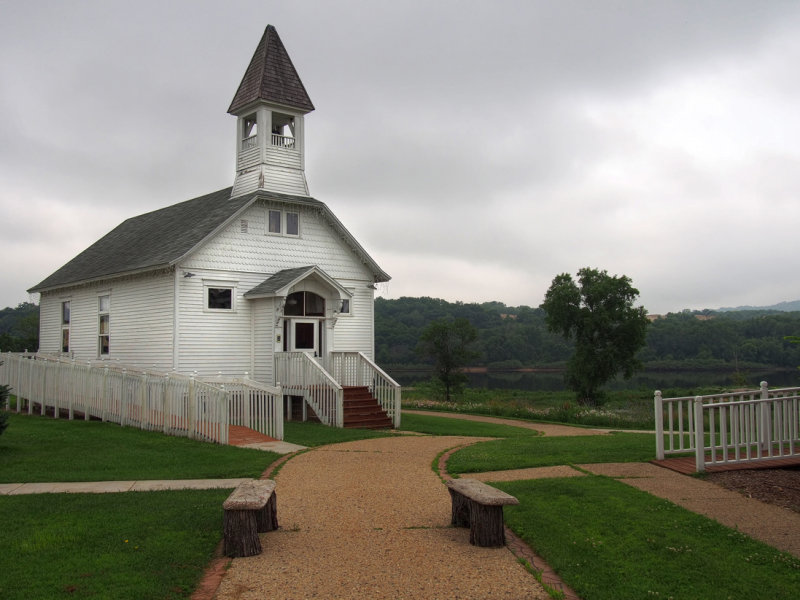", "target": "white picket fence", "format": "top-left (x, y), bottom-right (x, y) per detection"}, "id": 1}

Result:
top-left (655, 382), bottom-right (800, 472)
top-left (0, 353), bottom-right (284, 443)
